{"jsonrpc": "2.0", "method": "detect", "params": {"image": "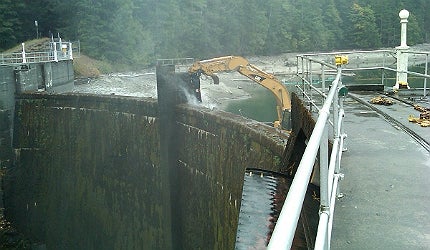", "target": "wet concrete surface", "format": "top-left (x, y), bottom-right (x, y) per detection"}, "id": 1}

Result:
top-left (331, 92), bottom-right (430, 249)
